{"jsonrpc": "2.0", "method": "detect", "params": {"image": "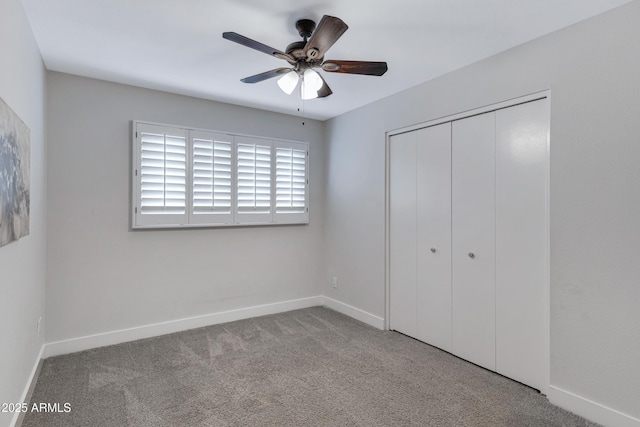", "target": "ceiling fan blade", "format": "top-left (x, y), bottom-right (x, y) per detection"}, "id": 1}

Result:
top-left (317, 74), bottom-right (333, 98)
top-left (303, 15), bottom-right (348, 61)
top-left (240, 68), bottom-right (291, 84)
top-left (223, 32), bottom-right (295, 63)
top-left (322, 60), bottom-right (388, 76)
